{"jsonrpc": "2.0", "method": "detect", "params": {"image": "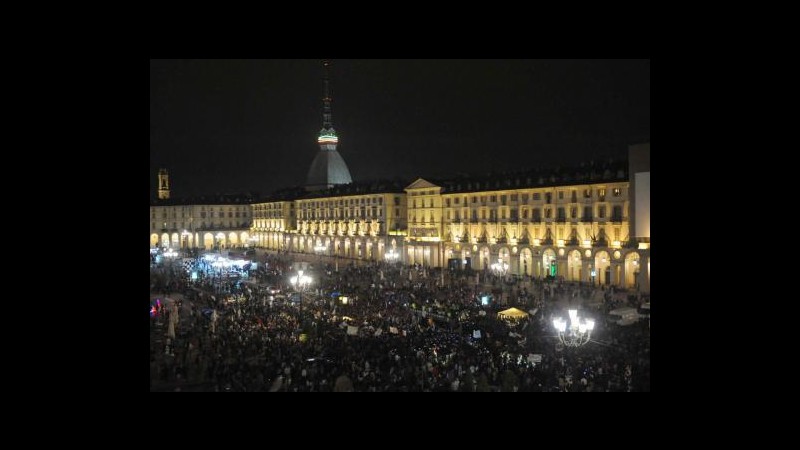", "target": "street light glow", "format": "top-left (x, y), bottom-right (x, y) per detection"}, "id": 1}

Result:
top-left (553, 309), bottom-right (594, 347)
